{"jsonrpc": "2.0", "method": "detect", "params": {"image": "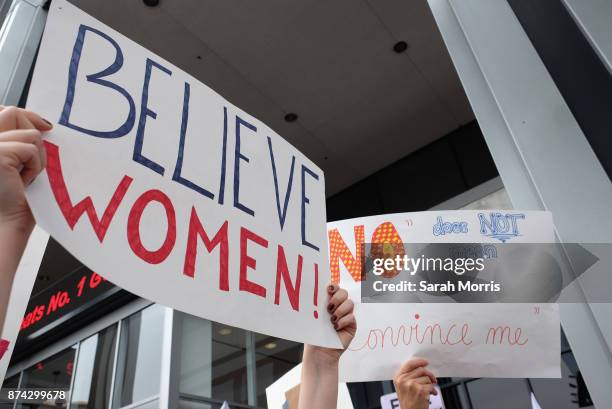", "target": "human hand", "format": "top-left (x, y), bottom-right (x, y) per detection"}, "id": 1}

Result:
top-left (0, 106), bottom-right (52, 233)
top-left (304, 283), bottom-right (356, 367)
top-left (393, 358), bottom-right (438, 409)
